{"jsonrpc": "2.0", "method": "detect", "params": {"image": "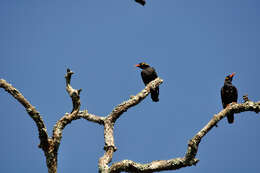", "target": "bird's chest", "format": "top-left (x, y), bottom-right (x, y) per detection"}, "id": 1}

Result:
top-left (141, 69), bottom-right (154, 79)
top-left (223, 86), bottom-right (235, 96)
top-left (141, 71), bottom-right (151, 78)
